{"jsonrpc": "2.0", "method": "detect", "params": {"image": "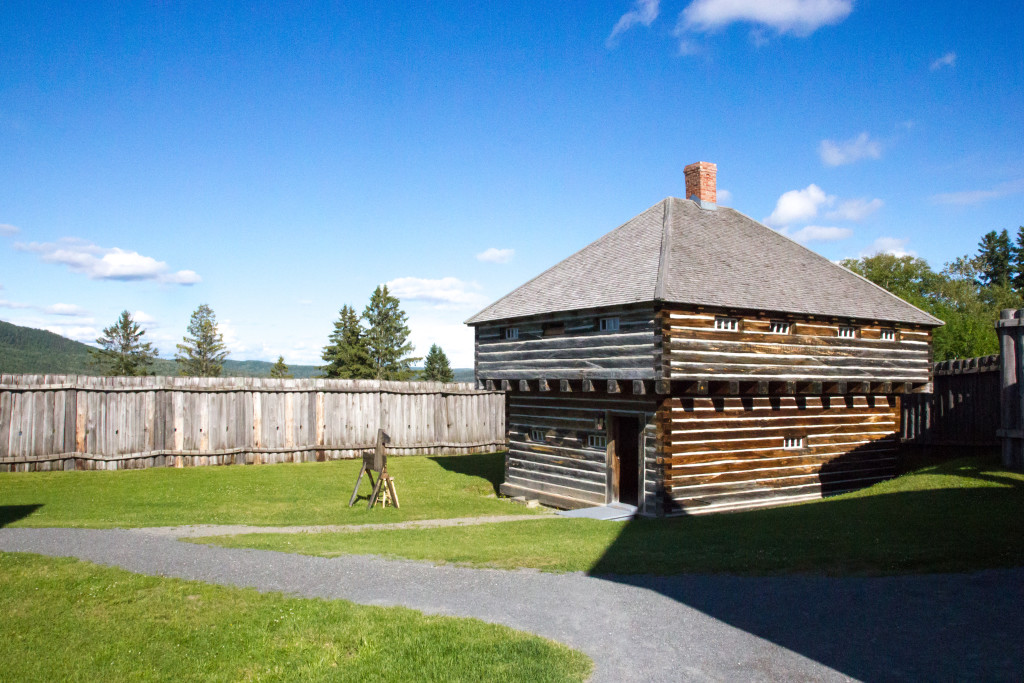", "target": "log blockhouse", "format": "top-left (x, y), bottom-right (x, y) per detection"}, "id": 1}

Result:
top-left (467, 161), bottom-right (942, 515)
